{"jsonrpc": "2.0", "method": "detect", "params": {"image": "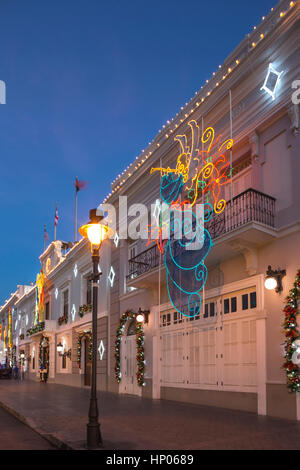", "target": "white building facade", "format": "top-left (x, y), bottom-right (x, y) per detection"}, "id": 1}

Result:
top-left (0, 0), bottom-right (300, 421)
